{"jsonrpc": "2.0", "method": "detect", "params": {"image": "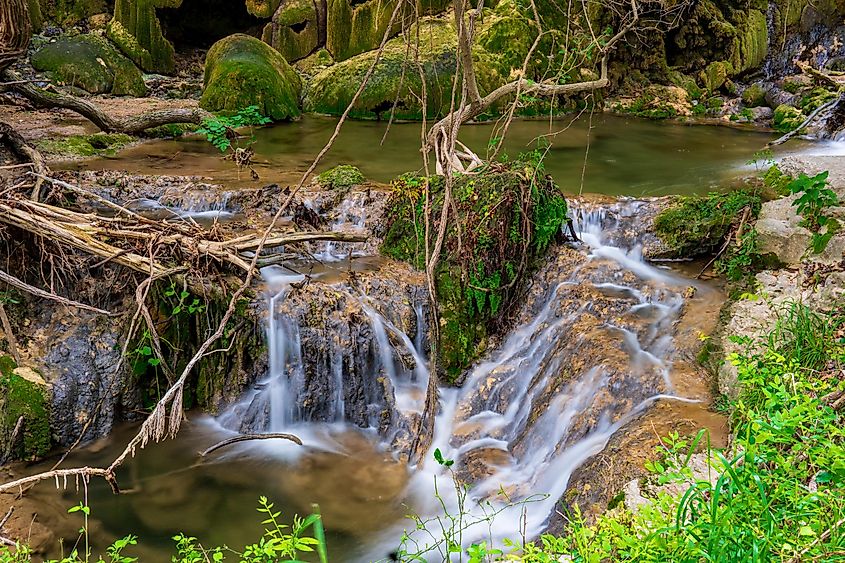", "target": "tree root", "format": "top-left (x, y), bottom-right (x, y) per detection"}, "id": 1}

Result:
top-left (0, 121), bottom-right (48, 198)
